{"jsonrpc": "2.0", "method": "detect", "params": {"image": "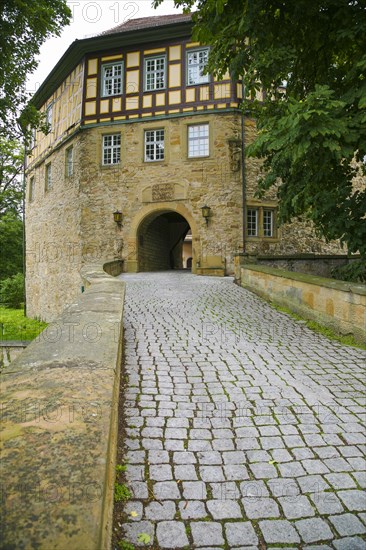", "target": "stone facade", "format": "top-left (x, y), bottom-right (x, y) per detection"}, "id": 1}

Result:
top-left (25, 14), bottom-right (346, 321)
